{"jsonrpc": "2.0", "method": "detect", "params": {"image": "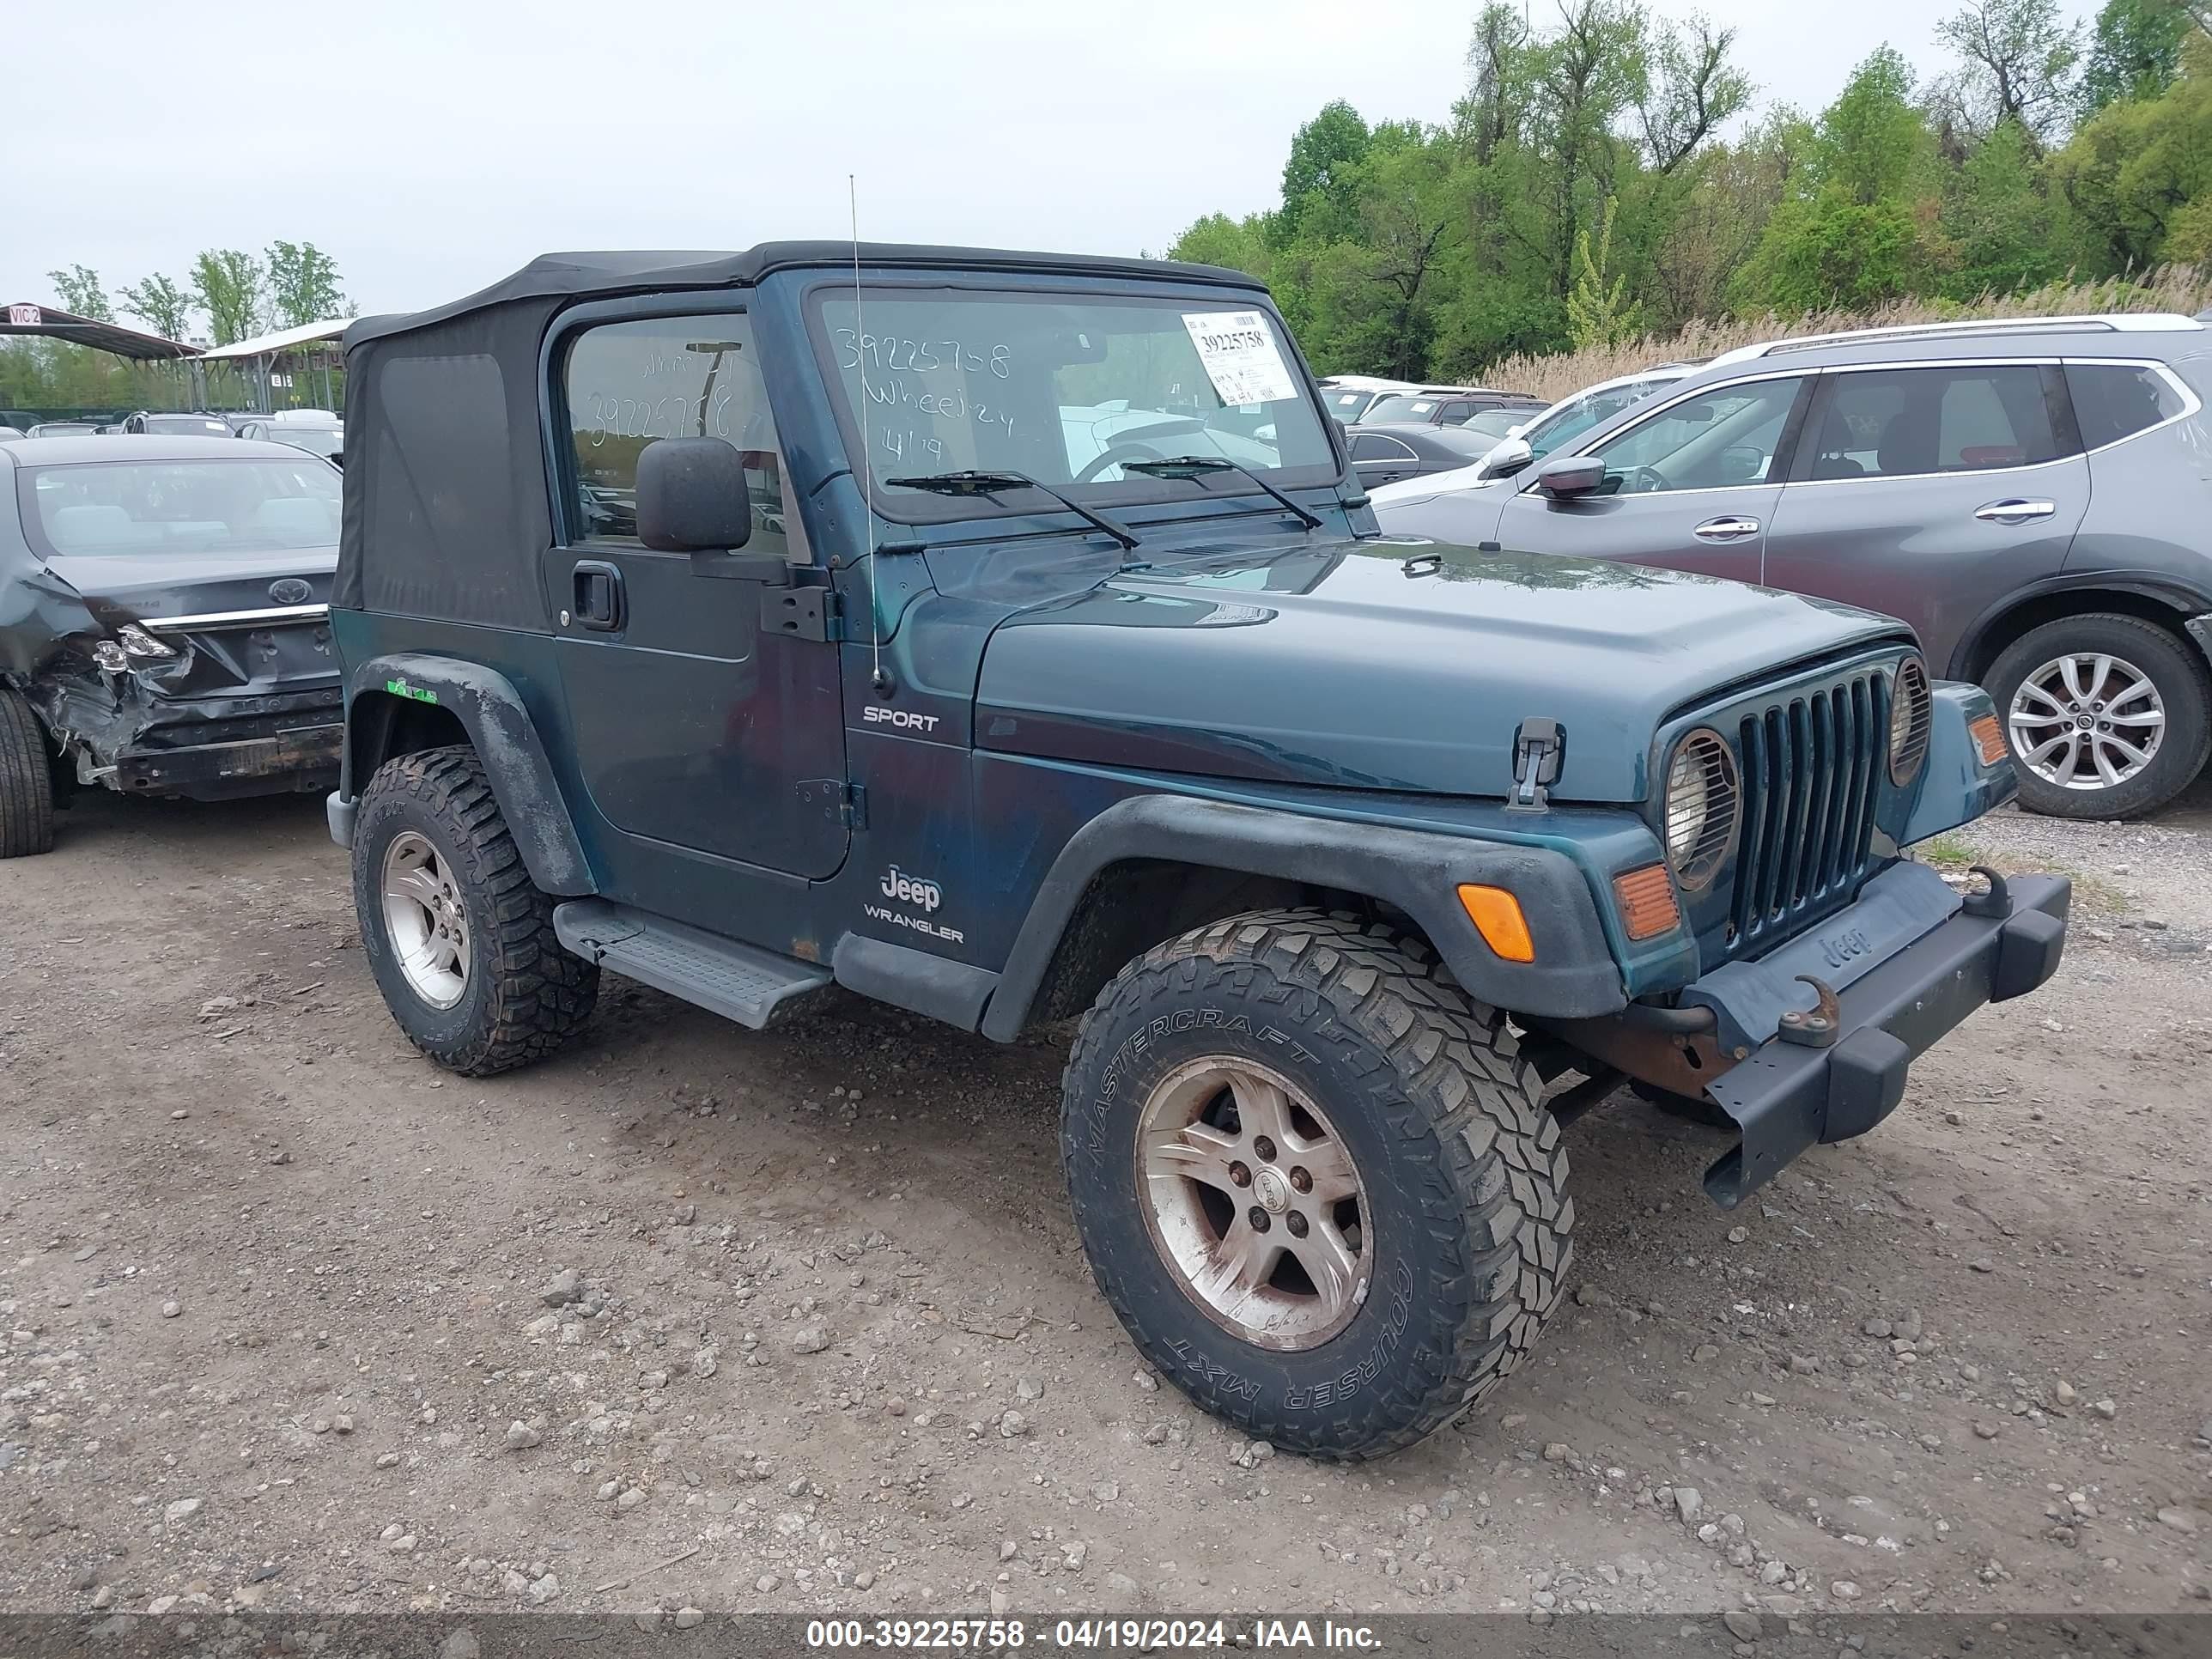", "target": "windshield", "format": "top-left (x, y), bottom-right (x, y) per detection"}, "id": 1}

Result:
top-left (143, 416), bottom-right (235, 437)
top-left (21, 458), bottom-right (341, 556)
top-left (811, 287), bottom-right (1336, 514)
top-left (1520, 377), bottom-right (1679, 460)
top-left (266, 427), bottom-right (343, 458)
top-left (1460, 408), bottom-right (1527, 441)
top-left (1323, 390), bottom-right (1374, 424)
top-left (1363, 396), bottom-right (1439, 423)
